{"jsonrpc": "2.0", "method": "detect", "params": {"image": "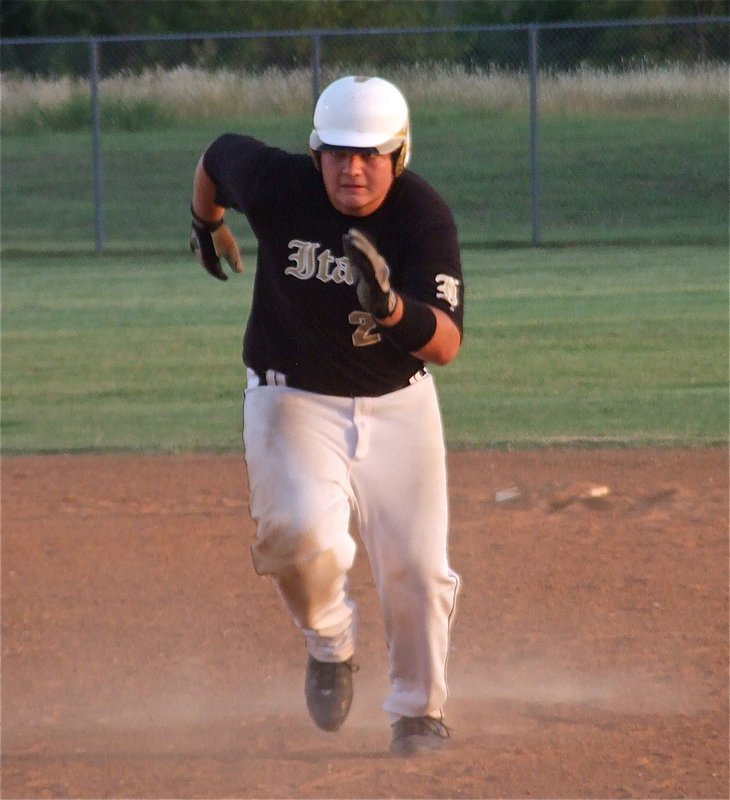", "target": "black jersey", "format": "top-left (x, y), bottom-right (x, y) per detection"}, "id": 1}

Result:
top-left (203, 133), bottom-right (464, 397)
